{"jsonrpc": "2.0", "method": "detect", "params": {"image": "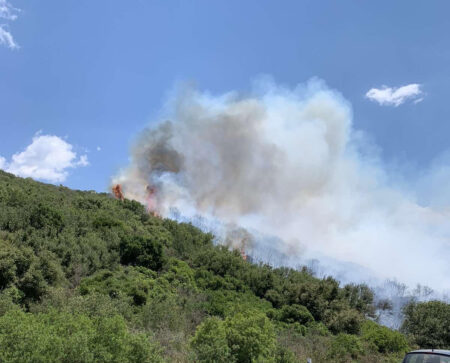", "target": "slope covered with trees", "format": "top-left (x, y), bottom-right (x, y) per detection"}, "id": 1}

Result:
top-left (0, 170), bottom-right (447, 362)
